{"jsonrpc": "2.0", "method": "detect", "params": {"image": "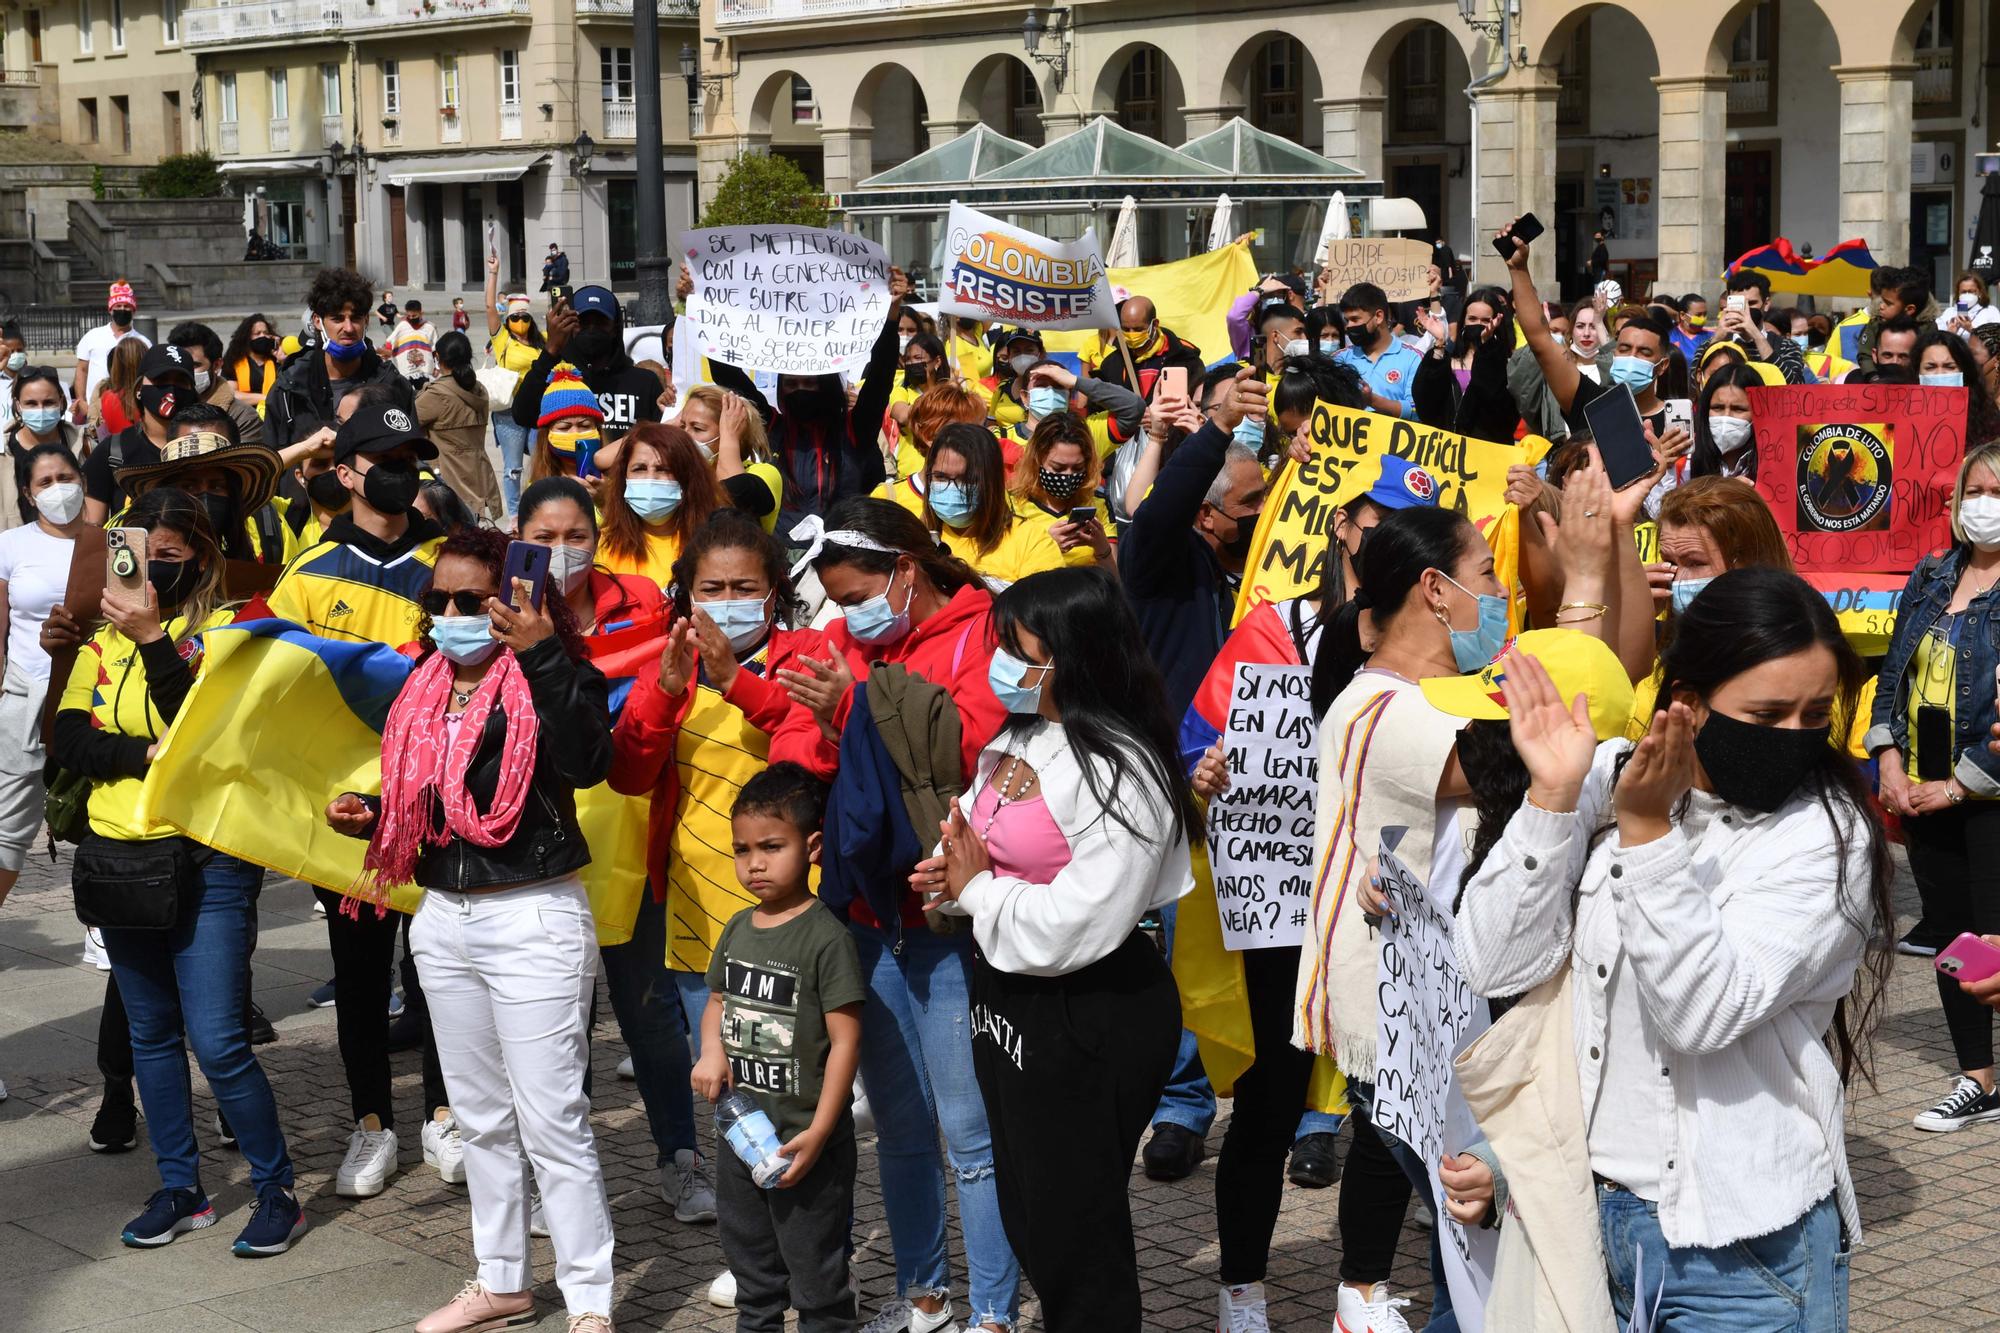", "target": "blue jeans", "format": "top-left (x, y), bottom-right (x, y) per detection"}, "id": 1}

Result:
top-left (850, 923), bottom-right (1021, 1327)
top-left (1297, 1110), bottom-right (1345, 1141)
top-left (1151, 900), bottom-right (1217, 1135)
top-left (1601, 1188), bottom-right (1848, 1331)
top-left (672, 968), bottom-right (710, 1058)
top-left (103, 851), bottom-right (294, 1195)
top-left (598, 890), bottom-right (695, 1164)
top-left (494, 413), bottom-right (530, 515)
